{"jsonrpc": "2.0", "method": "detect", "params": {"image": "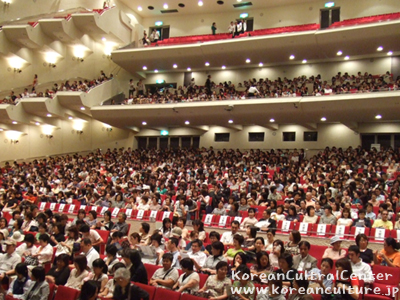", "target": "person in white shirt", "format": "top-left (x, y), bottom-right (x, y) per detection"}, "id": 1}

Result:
top-left (80, 238), bottom-right (100, 271)
top-left (33, 234), bottom-right (54, 266)
top-left (348, 245), bottom-right (374, 284)
top-left (247, 86), bottom-right (260, 97)
top-left (0, 239), bottom-right (22, 285)
top-left (220, 220), bottom-right (241, 246)
top-left (228, 21), bottom-right (235, 34)
top-left (187, 239), bottom-right (207, 271)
